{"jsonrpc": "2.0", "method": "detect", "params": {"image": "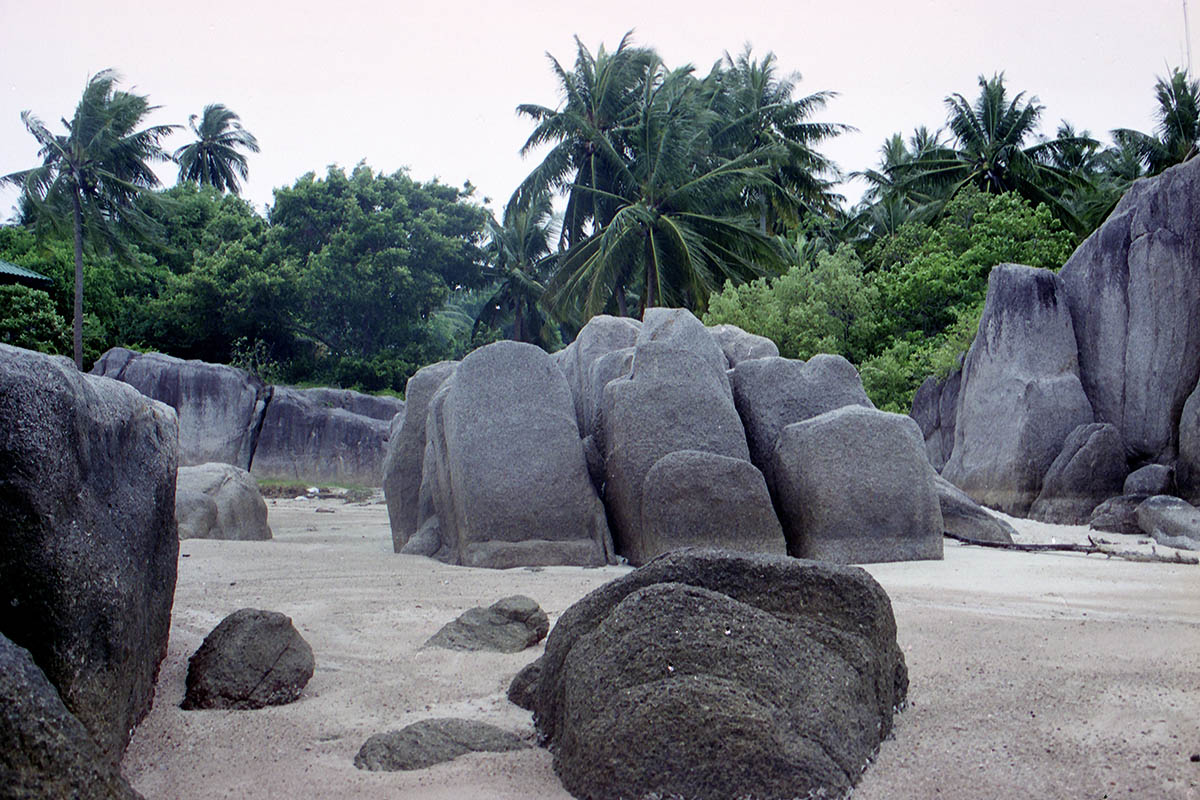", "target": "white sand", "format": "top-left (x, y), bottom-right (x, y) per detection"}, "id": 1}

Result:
top-left (122, 499), bottom-right (1200, 799)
